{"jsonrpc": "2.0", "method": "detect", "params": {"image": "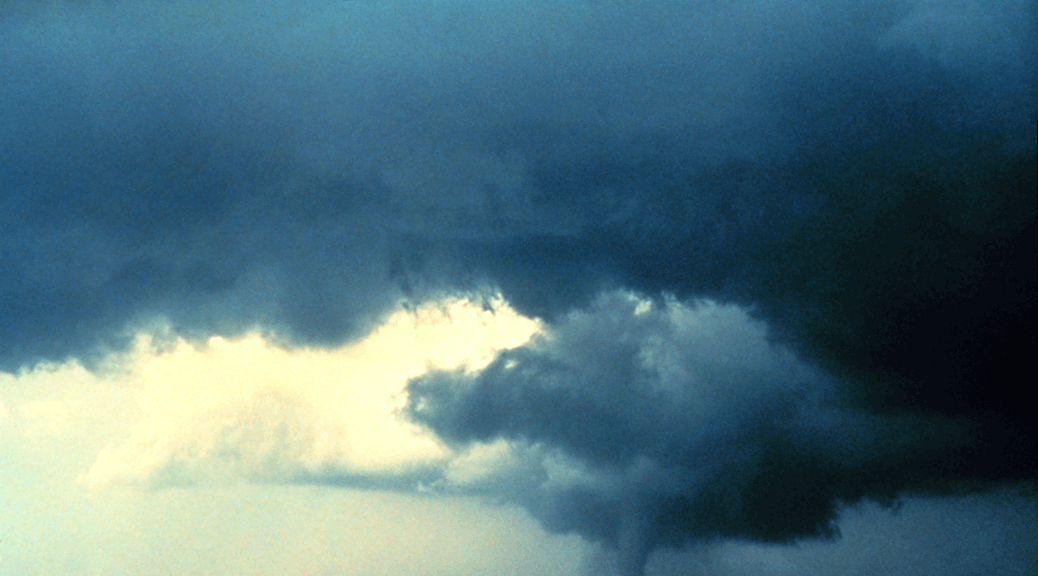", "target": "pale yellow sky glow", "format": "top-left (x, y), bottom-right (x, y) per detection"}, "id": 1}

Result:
top-left (74, 295), bottom-right (541, 486)
top-left (0, 295), bottom-right (591, 576)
